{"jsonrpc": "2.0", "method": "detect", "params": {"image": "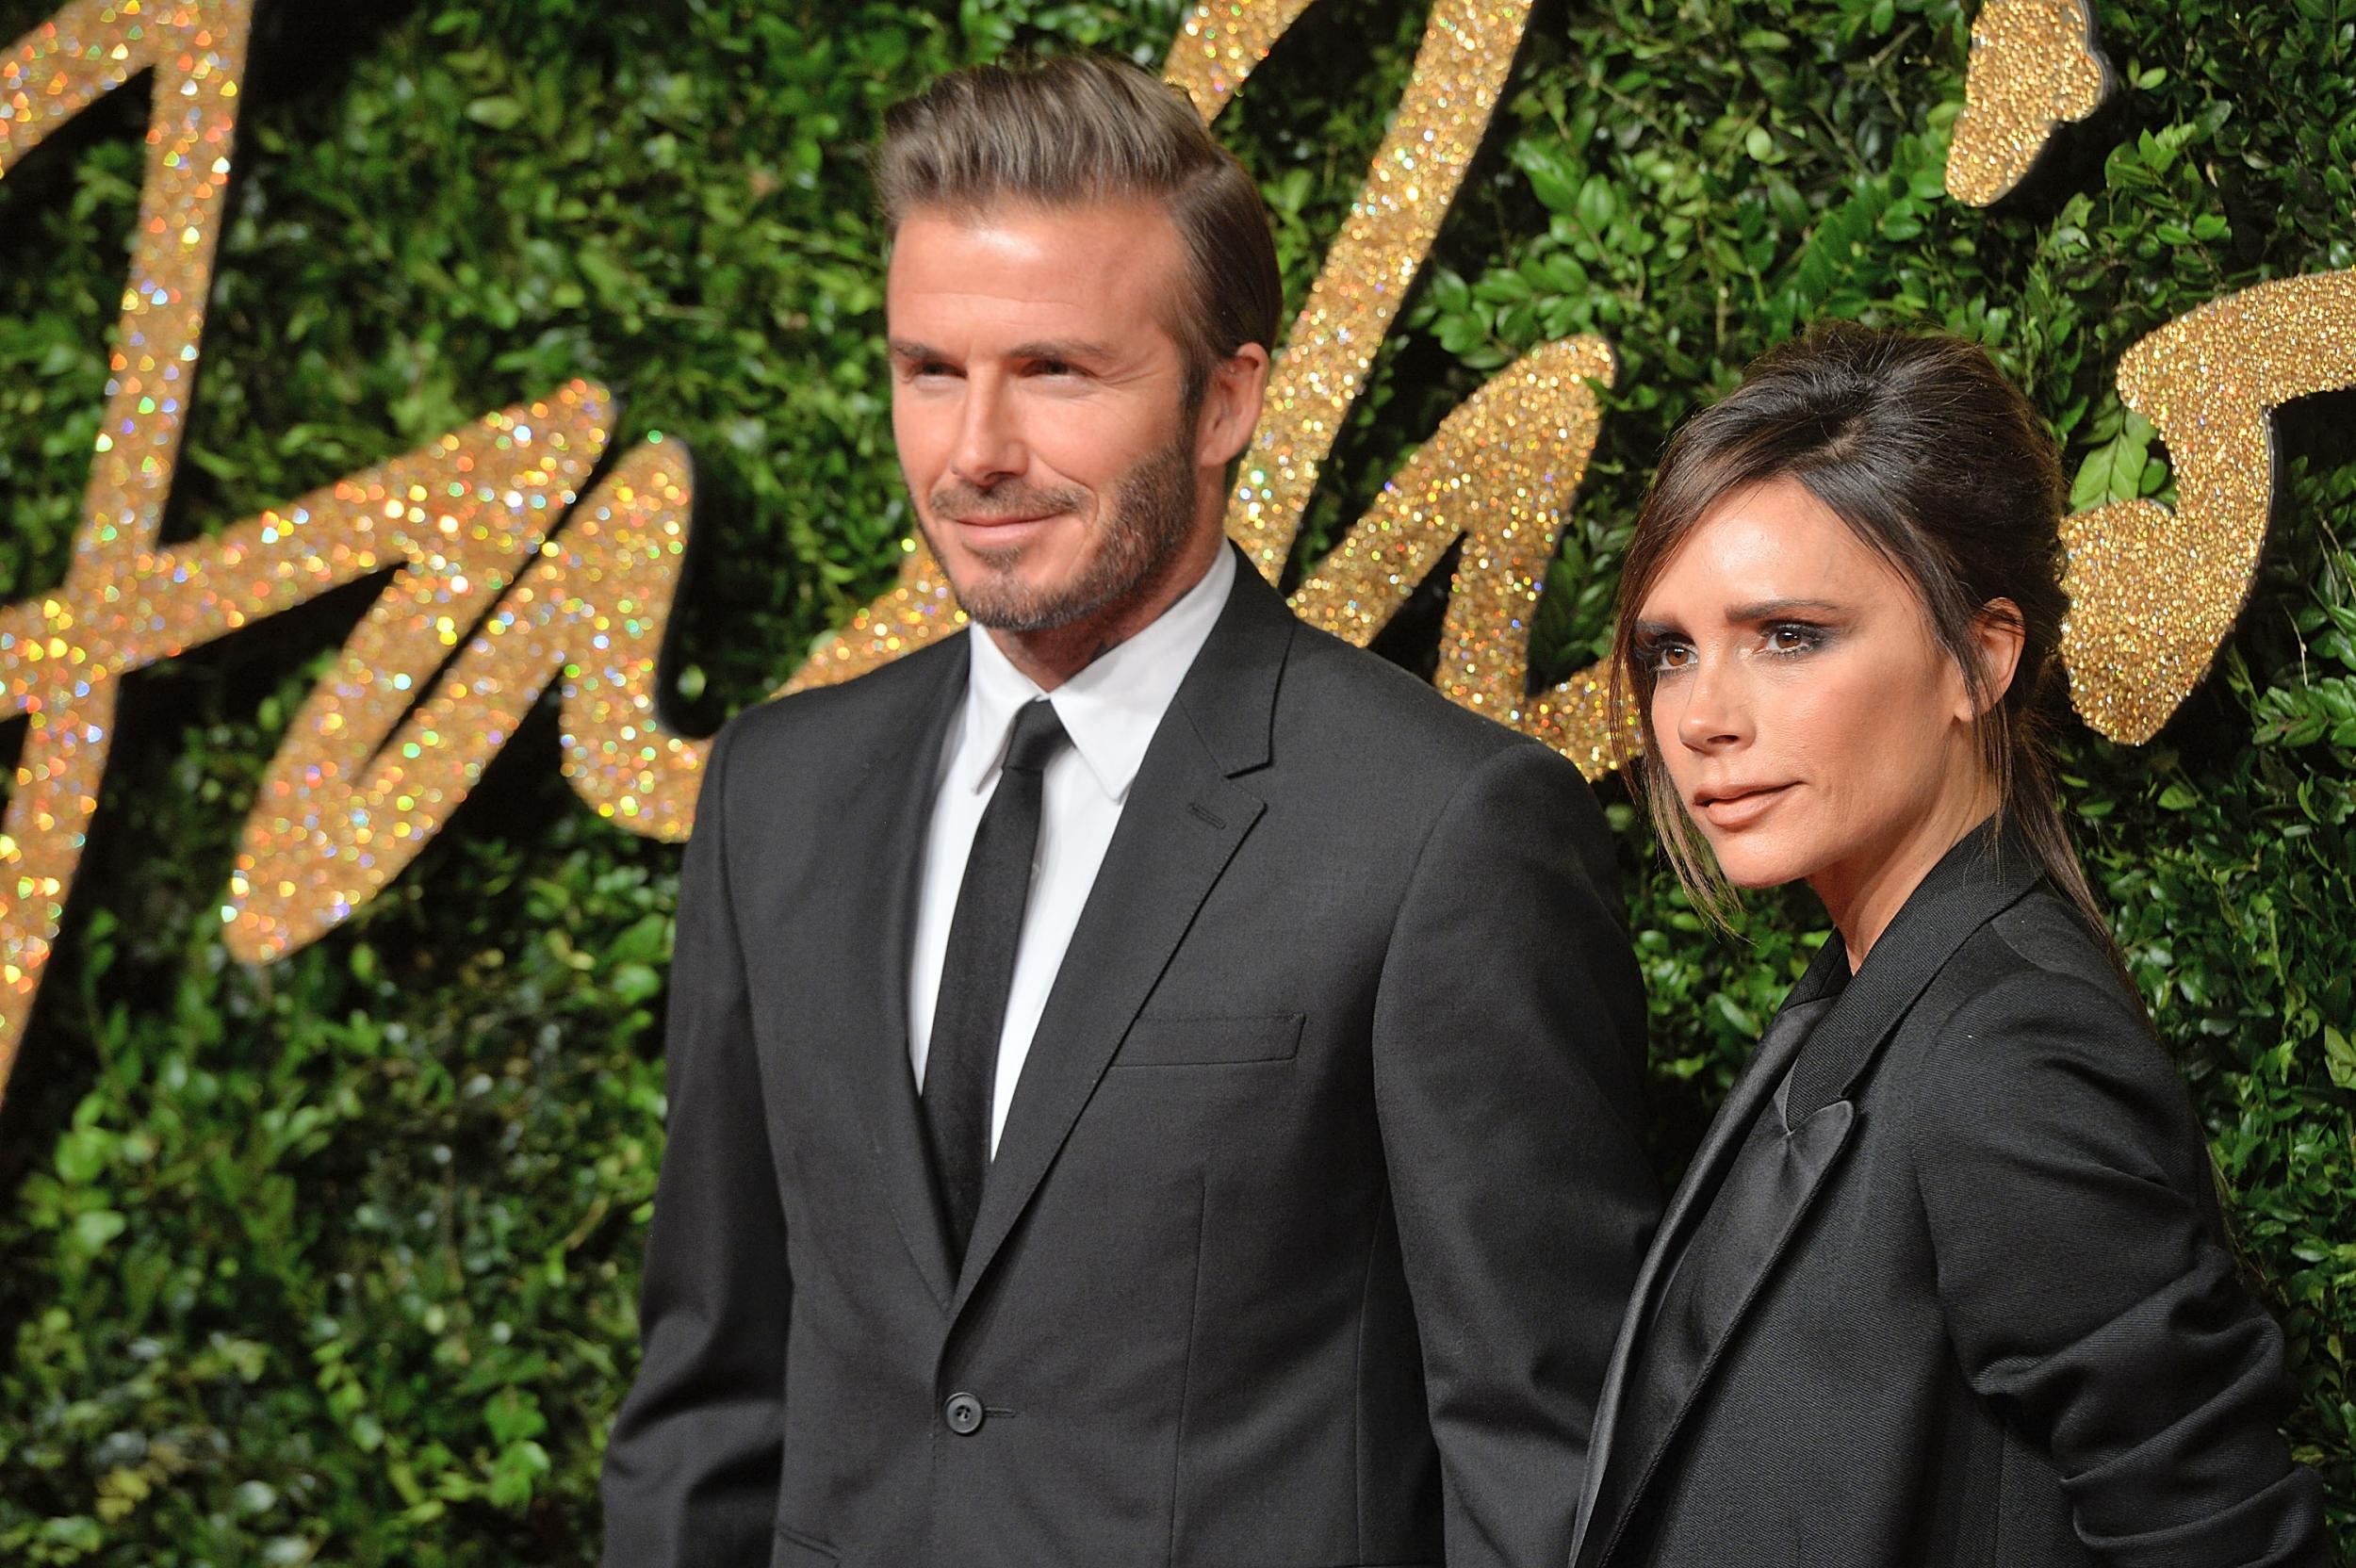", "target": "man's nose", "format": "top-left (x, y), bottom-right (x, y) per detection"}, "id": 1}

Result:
top-left (950, 377), bottom-right (1025, 487)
